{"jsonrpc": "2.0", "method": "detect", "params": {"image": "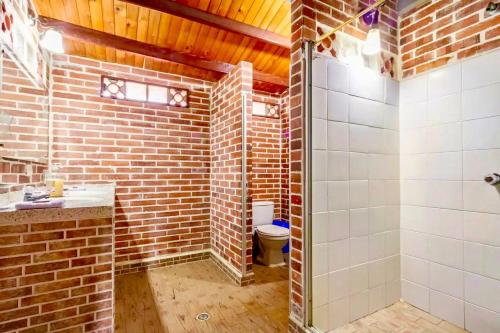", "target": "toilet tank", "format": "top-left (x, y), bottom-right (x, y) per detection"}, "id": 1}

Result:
top-left (252, 201), bottom-right (274, 226)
